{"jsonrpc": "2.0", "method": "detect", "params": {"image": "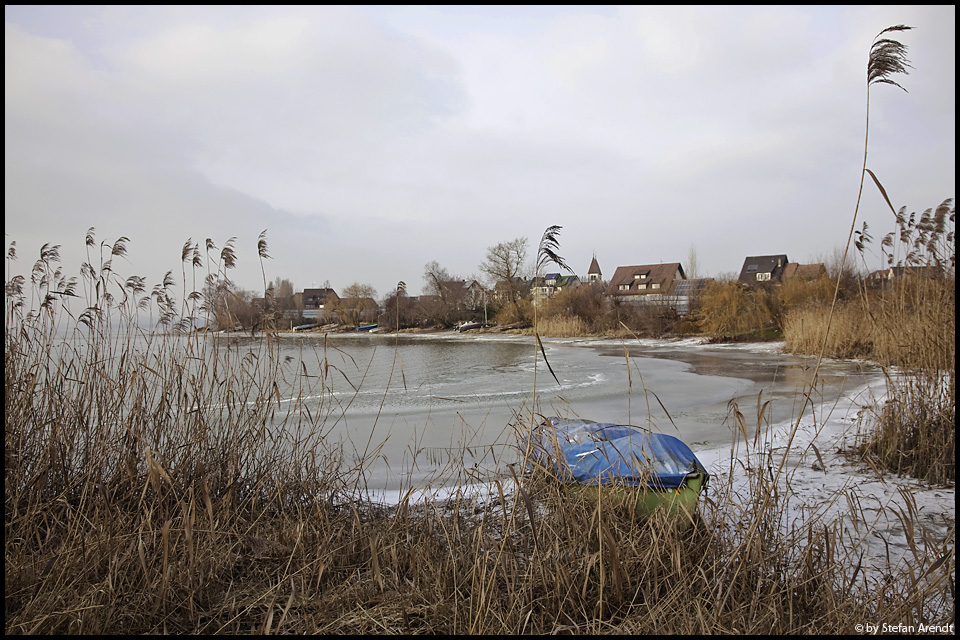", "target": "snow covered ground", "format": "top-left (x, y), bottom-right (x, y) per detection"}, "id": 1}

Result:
top-left (625, 338), bottom-right (953, 586)
top-left (698, 372), bottom-right (954, 586)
